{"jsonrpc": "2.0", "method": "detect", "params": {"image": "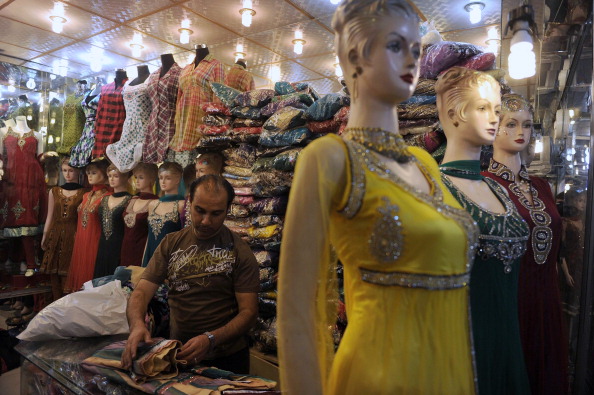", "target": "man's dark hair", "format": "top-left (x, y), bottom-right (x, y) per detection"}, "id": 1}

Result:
top-left (190, 174), bottom-right (235, 208)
